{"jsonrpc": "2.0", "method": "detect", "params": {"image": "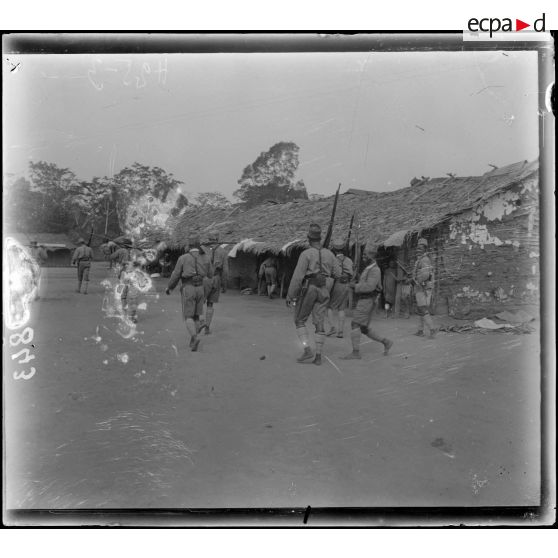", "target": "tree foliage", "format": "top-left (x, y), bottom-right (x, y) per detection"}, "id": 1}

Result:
top-left (234, 142), bottom-right (308, 208)
top-left (5, 161), bottom-right (188, 242)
